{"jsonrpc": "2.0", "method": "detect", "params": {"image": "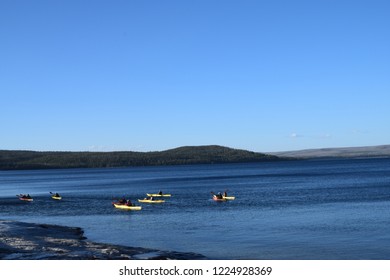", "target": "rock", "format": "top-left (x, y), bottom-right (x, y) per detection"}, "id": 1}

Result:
top-left (0, 220), bottom-right (206, 260)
